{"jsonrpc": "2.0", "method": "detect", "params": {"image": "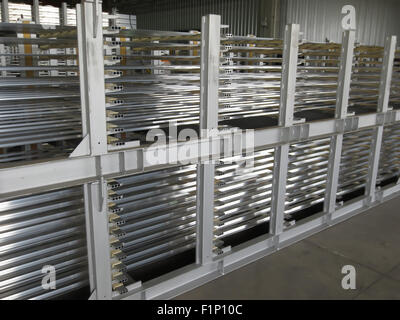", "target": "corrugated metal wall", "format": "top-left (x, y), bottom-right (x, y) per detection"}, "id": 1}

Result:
top-left (281, 0), bottom-right (400, 45)
top-left (136, 0), bottom-right (259, 36)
